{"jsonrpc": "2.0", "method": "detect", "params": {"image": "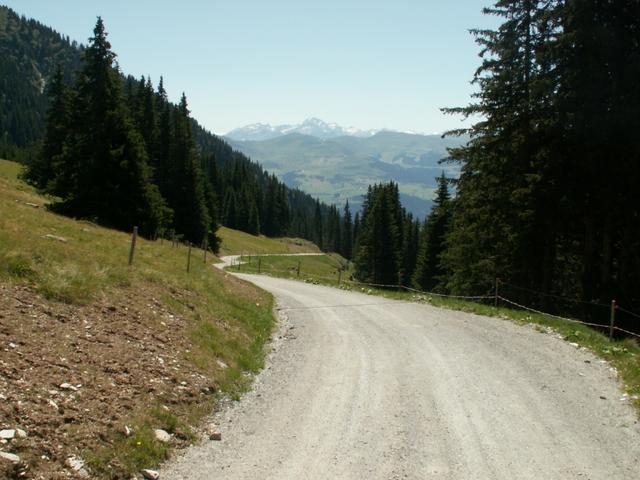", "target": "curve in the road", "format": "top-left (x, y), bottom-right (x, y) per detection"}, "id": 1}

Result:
top-left (163, 272), bottom-right (640, 480)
